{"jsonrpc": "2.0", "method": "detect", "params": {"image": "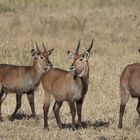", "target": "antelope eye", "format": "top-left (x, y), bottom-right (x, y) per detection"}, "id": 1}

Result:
top-left (79, 58), bottom-right (83, 61)
top-left (40, 56), bottom-right (44, 59)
